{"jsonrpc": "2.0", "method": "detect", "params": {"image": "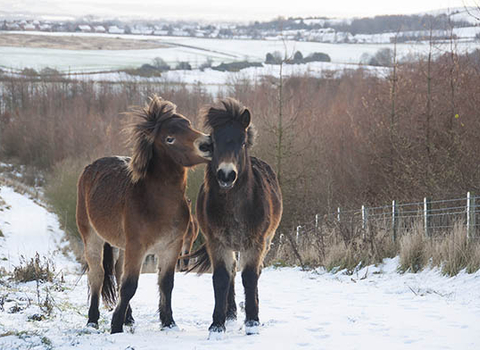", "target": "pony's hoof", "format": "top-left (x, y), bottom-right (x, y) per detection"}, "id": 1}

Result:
top-left (161, 323), bottom-right (179, 332)
top-left (86, 322), bottom-right (98, 329)
top-left (245, 320), bottom-right (260, 335)
top-left (225, 317), bottom-right (238, 330)
top-left (124, 317), bottom-right (135, 326)
top-left (110, 325), bottom-right (123, 334)
top-left (208, 324), bottom-right (226, 340)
